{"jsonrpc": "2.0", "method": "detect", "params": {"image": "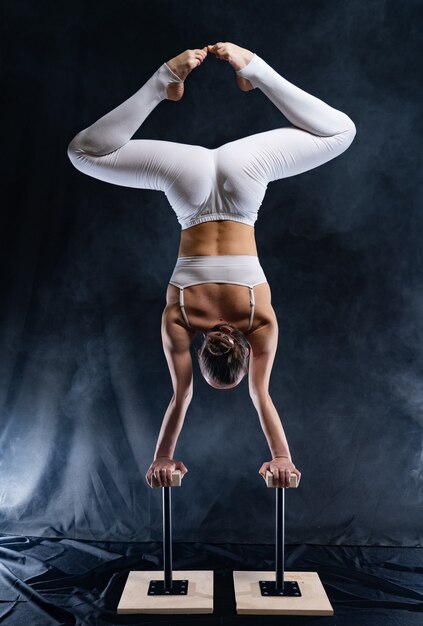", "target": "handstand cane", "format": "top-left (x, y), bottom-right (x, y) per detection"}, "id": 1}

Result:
top-left (148, 471), bottom-right (186, 595)
top-left (260, 471), bottom-right (301, 596)
top-left (117, 470), bottom-right (213, 614)
top-left (233, 471), bottom-right (334, 616)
